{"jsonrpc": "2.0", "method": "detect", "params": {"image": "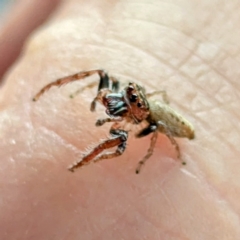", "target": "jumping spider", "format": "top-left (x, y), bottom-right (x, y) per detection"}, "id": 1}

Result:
top-left (33, 69), bottom-right (195, 174)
